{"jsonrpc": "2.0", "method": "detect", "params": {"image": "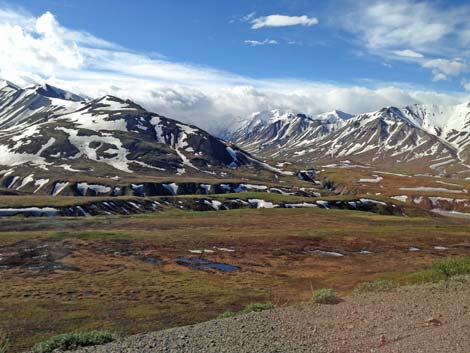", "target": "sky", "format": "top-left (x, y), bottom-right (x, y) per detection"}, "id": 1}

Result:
top-left (0, 0), bottom-right (470, 134)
